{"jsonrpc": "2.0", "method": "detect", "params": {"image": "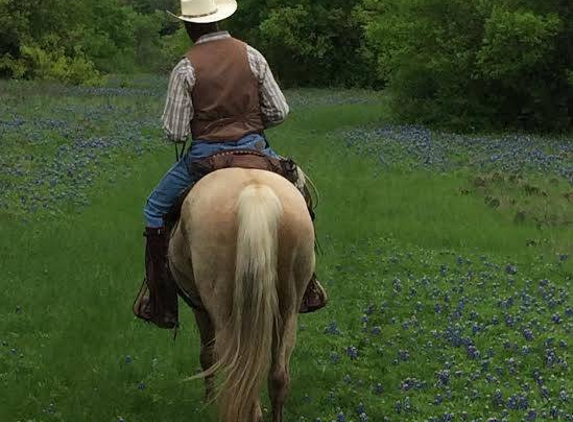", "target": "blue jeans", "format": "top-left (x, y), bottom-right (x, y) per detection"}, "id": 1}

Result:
top-left (144, 133), bottom-right (280, 227)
